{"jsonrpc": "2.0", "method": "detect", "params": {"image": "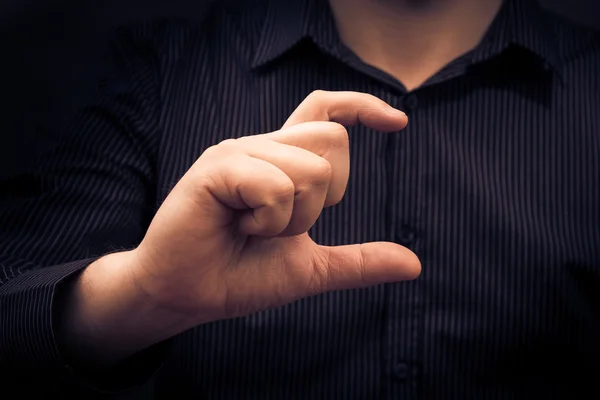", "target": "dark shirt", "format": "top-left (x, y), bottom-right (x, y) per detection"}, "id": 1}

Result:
top-left (1, 0), bottom-right (599, 398)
